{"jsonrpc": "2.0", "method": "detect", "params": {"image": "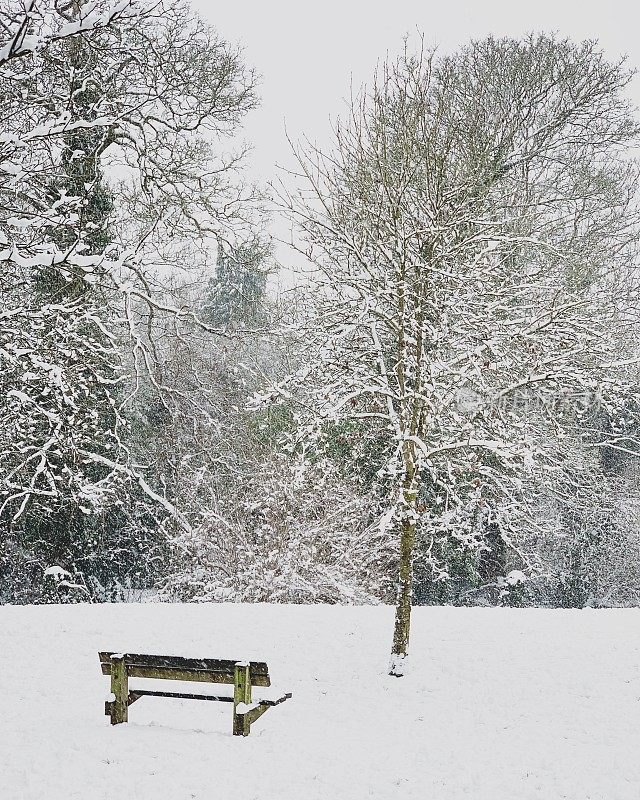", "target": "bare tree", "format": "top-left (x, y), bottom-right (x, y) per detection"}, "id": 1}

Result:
top-left (269, 35), bottom-right (640, 673)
